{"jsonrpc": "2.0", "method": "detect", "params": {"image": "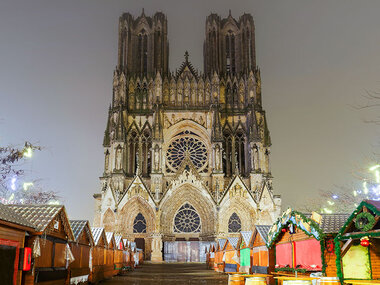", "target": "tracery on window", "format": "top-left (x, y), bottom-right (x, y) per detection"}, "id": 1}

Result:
top-left (228, 212), bottom-right (241, 233)
top-left (133, 213), bottom-right (147, 233)
top-left (236, 130), bottom-right (246, 174)
top-left (166, 131), bottom-right (208, 172)
top-left (174, 203), bottom-right (201, 233)
top-left (222, 130), bottom-right (233, 176)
